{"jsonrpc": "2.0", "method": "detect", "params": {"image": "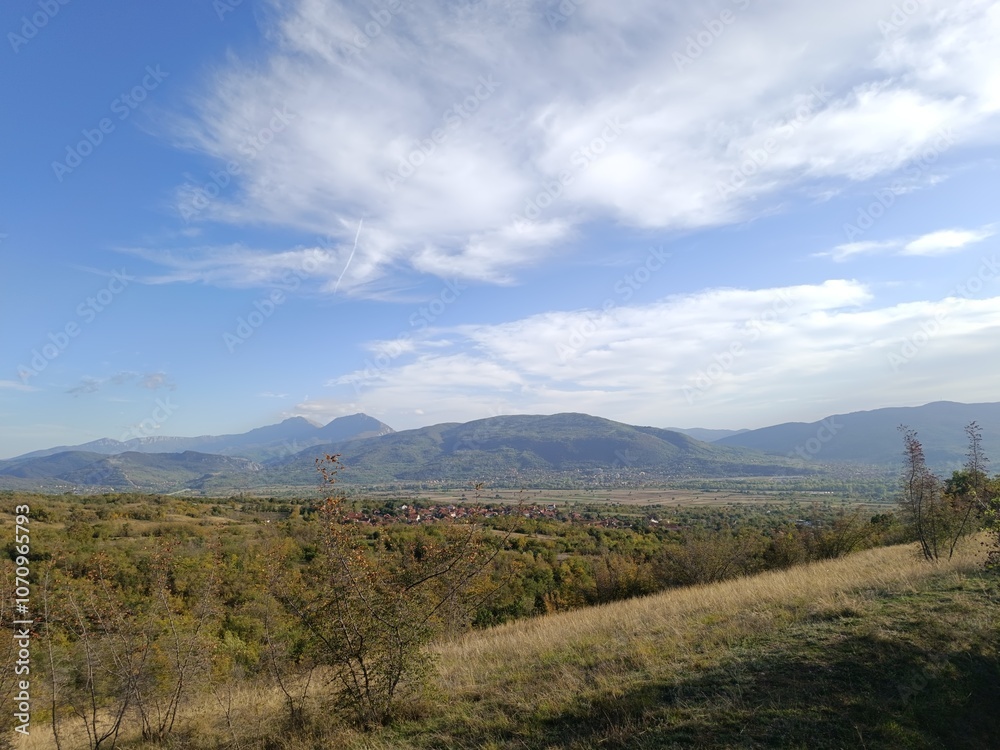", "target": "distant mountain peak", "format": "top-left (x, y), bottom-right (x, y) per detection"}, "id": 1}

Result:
top-left (282, 416), bottom-right (321, 427)
top-left (8, 412), bottom-right (394, 463)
